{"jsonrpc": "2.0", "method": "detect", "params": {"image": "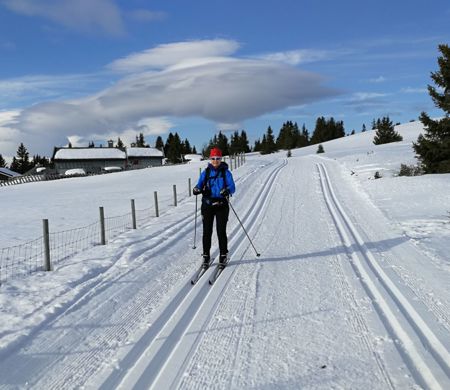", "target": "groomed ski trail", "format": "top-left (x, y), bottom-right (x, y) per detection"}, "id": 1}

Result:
top-left (317, 162), bottom-right (450, 389)
top-left (95, 159), bottom-right (288, 389)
